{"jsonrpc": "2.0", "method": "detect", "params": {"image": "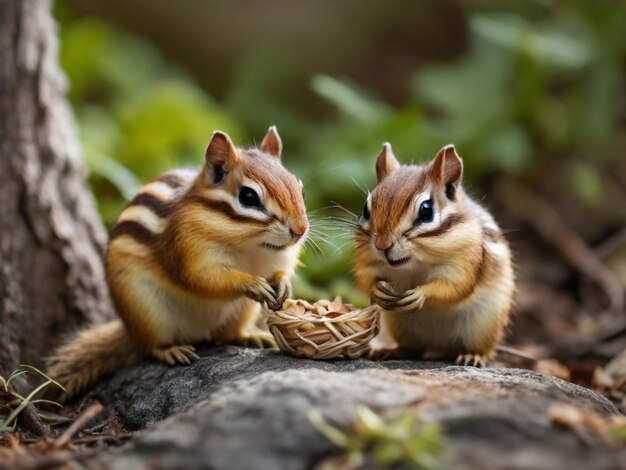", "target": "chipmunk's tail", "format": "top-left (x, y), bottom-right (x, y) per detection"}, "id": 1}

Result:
top-left (47, 320), bottom-right (144, 399)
